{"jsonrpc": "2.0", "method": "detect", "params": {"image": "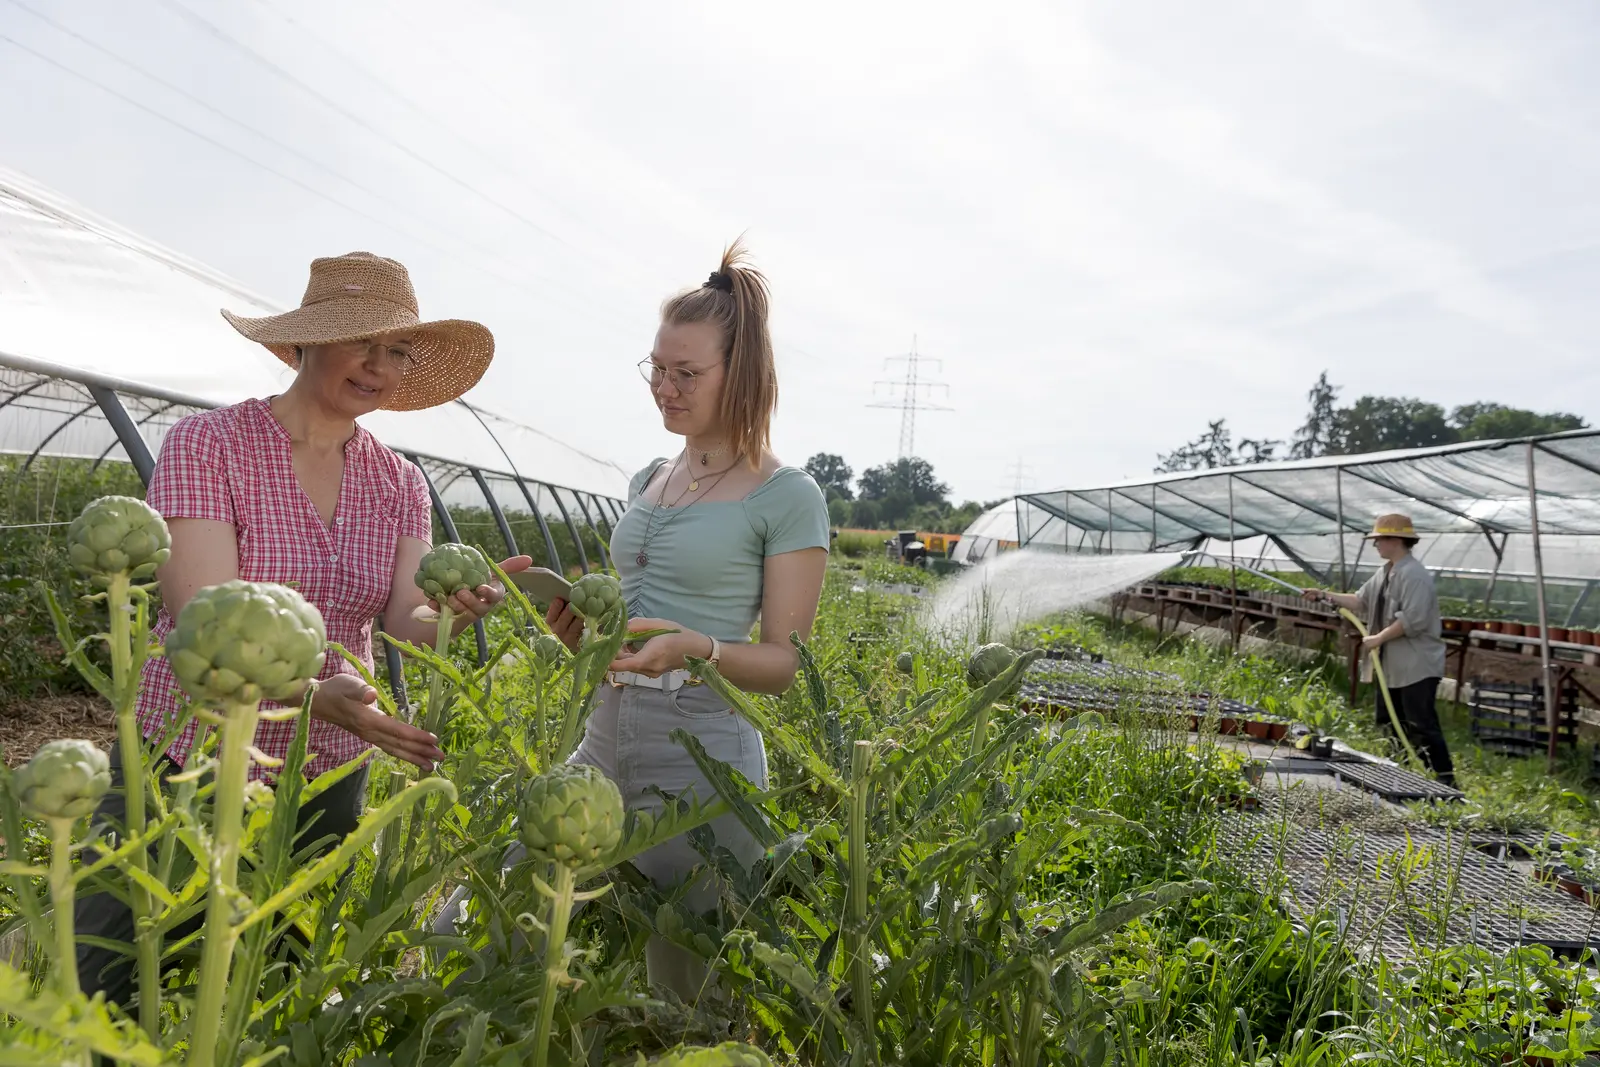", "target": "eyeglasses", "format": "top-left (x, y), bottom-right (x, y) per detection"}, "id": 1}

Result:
top-left (637, 358), bottom-right (711, 394)
top-left (356, 340), bottom-right (413, 373)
